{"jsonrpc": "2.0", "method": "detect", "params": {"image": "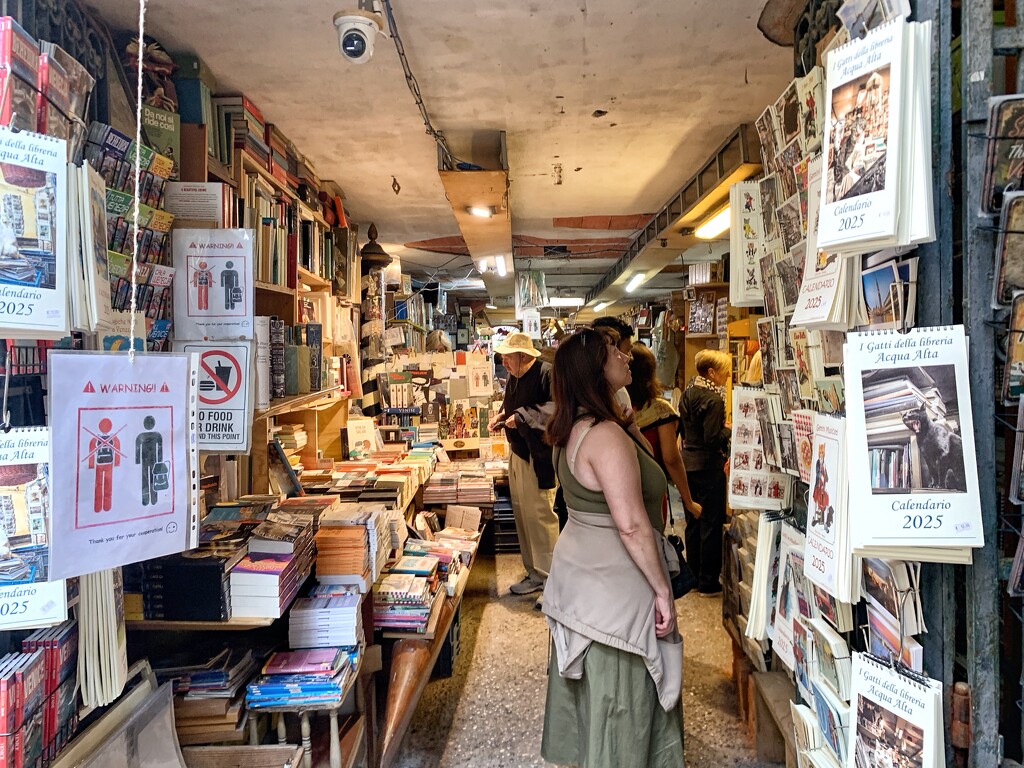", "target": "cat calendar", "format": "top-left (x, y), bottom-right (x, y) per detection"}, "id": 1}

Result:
top-left (843, 326), bottom-right (983, 556)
